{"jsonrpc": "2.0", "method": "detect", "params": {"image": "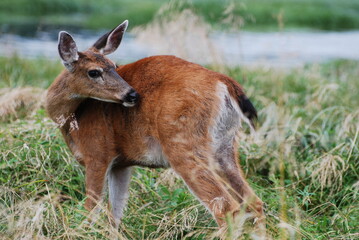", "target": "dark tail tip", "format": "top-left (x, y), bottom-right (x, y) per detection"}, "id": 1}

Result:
top-left (238, 95), bottom-right (258, 128)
